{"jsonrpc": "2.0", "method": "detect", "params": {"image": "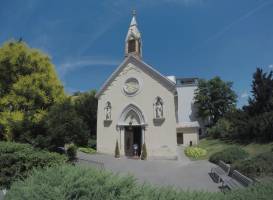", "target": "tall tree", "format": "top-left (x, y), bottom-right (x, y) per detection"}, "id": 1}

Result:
top-left (46, 98), bottom-right (89, 150)
top-left (194, 77), bottom-right (237, 126)
top-left (73, 90), bottom-right (97, 138)
top-left (245, 68), bottom-right (273, 115)
top-left (0, 41), bottom-right (65, 143)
